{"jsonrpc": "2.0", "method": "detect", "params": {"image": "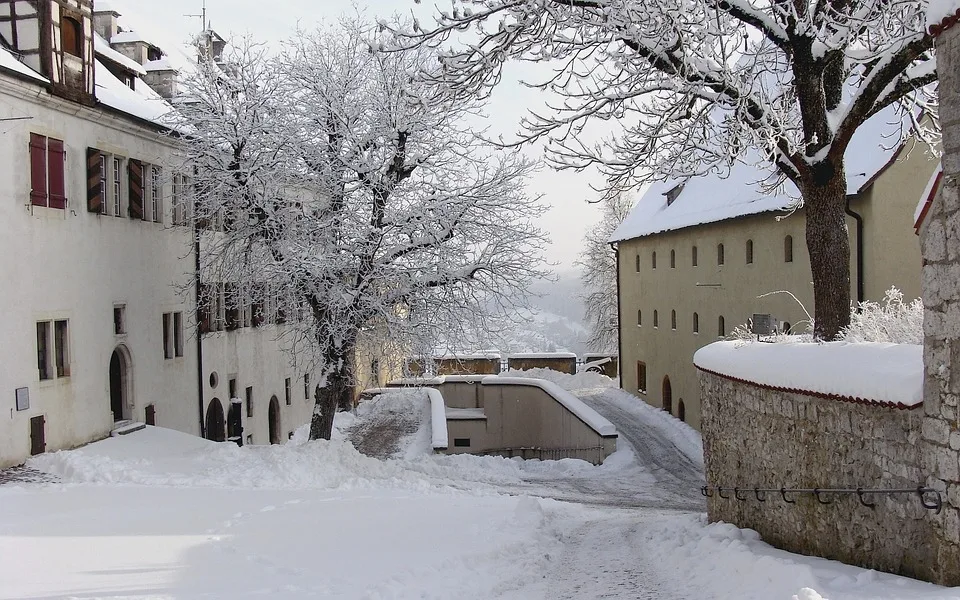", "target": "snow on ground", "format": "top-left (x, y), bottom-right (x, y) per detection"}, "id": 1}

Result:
top-left (3, 371), bottom-right (959, 599)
